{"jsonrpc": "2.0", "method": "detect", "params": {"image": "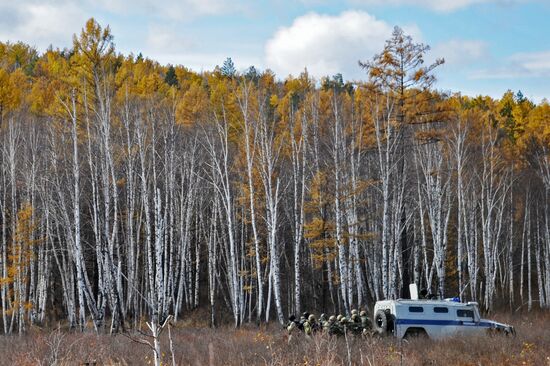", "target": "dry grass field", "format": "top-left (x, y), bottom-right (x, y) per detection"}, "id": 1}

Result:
top-left (0, 311), bottom-right (548, 365)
